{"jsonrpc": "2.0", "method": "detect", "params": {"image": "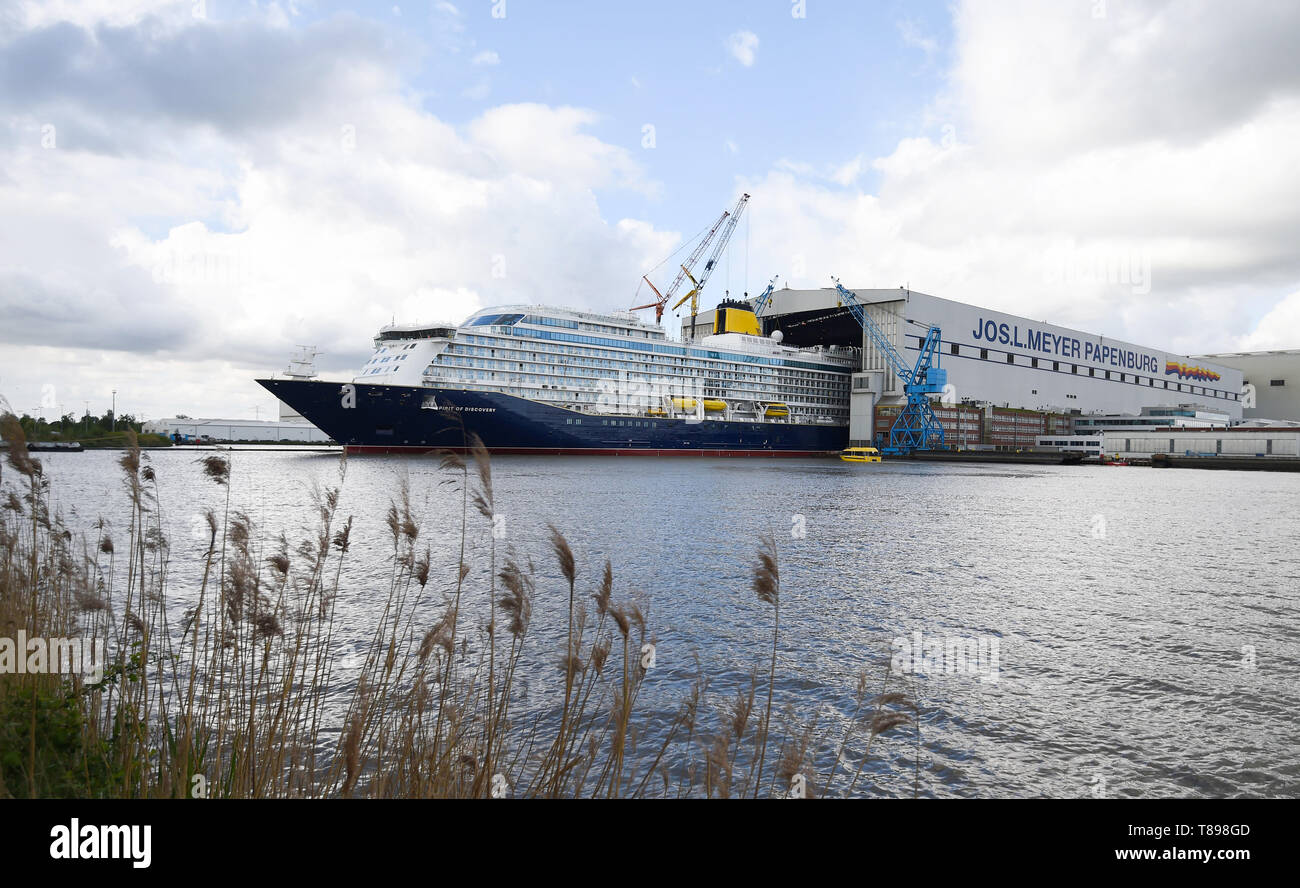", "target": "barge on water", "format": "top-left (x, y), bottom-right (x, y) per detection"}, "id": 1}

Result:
top-left (27, 441), bottom-right (84, 452)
